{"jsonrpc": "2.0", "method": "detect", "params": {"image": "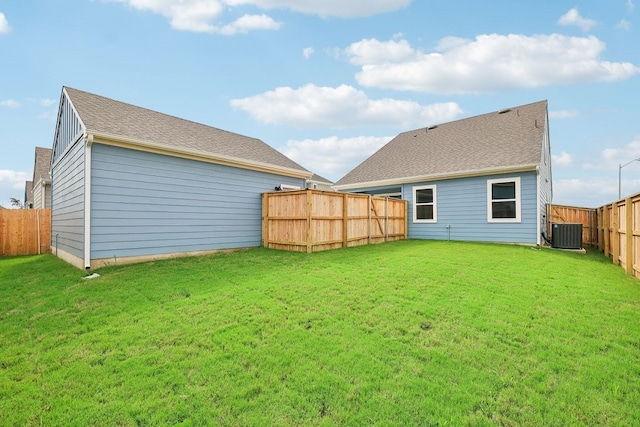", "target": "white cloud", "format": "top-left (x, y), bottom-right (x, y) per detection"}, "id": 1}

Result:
top-left (302, 47), bottom-right (314, 59)
top-left (552, 151), bottom-right (574, 167)
top-left (627, 0), bottom-right (635, 12)
top-left (553, 178), bottom-right (618, 208)
top-left (0, 99), bottom-right (19, 108)
top-left (549, 110), bottom-right (579, 119)
top-left (558, 8), bottom-right (597, 32)
top-left (345, 38), bottom-right (415, 65)
top-left (107, 0), bottom-right (409, 33)
top-left (40, 98), bottom-right (56, 107)
top-left (0, 12), bottom-right (10, 34)
top-left (281, 136), bottom-right (392, 180)
top-left (106, 1), bottom-right (279, 34)
top-left (345, 35), bottom-right (640, 95)
top-left (583, 139), bottom-right (640, 171)
top-left (0, 170), bottom-right (29, 189)
top-left (216, 14), bottom-right (280, 35)
top-left (227, 0), bottom-right (412, 18)
top-left (230, 84), bottom-right (463, 128)
top-left (617, 19), bottom-right (632, 31)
